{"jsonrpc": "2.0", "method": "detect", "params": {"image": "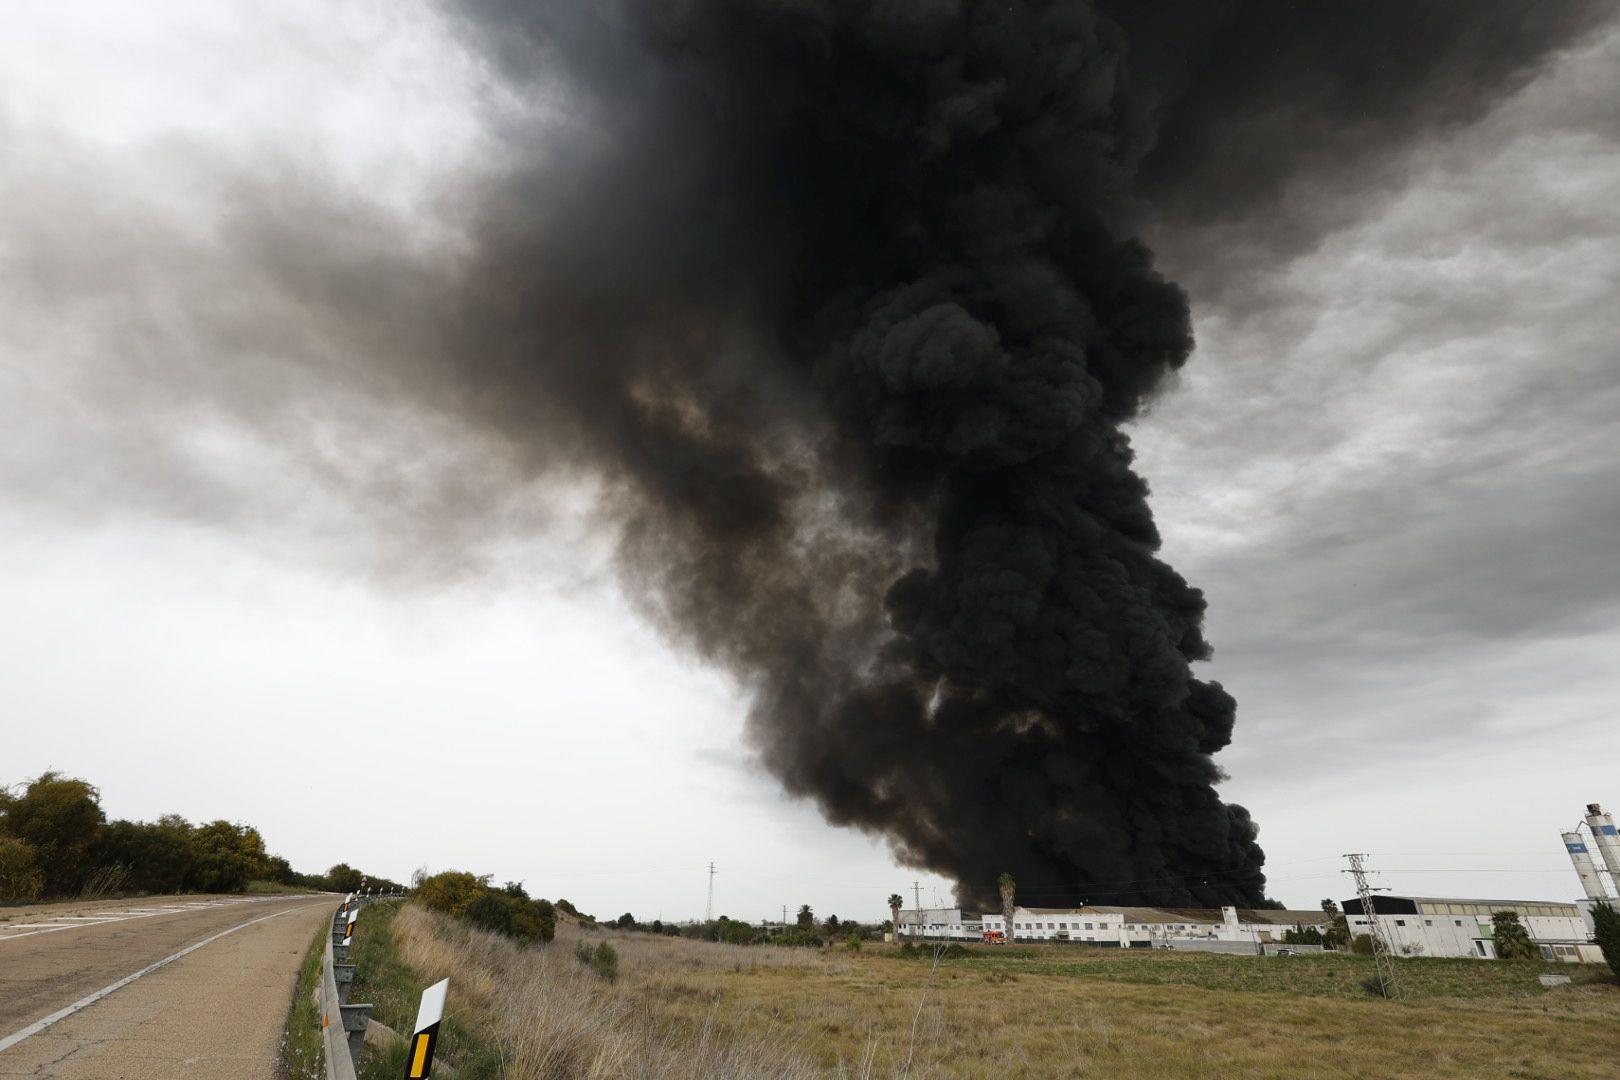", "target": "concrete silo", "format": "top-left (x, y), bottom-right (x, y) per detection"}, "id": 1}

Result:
top-left (1582, 804), bottom-right (1620, 885)
top-left (1563, 830), bottom-right (1609, 900)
